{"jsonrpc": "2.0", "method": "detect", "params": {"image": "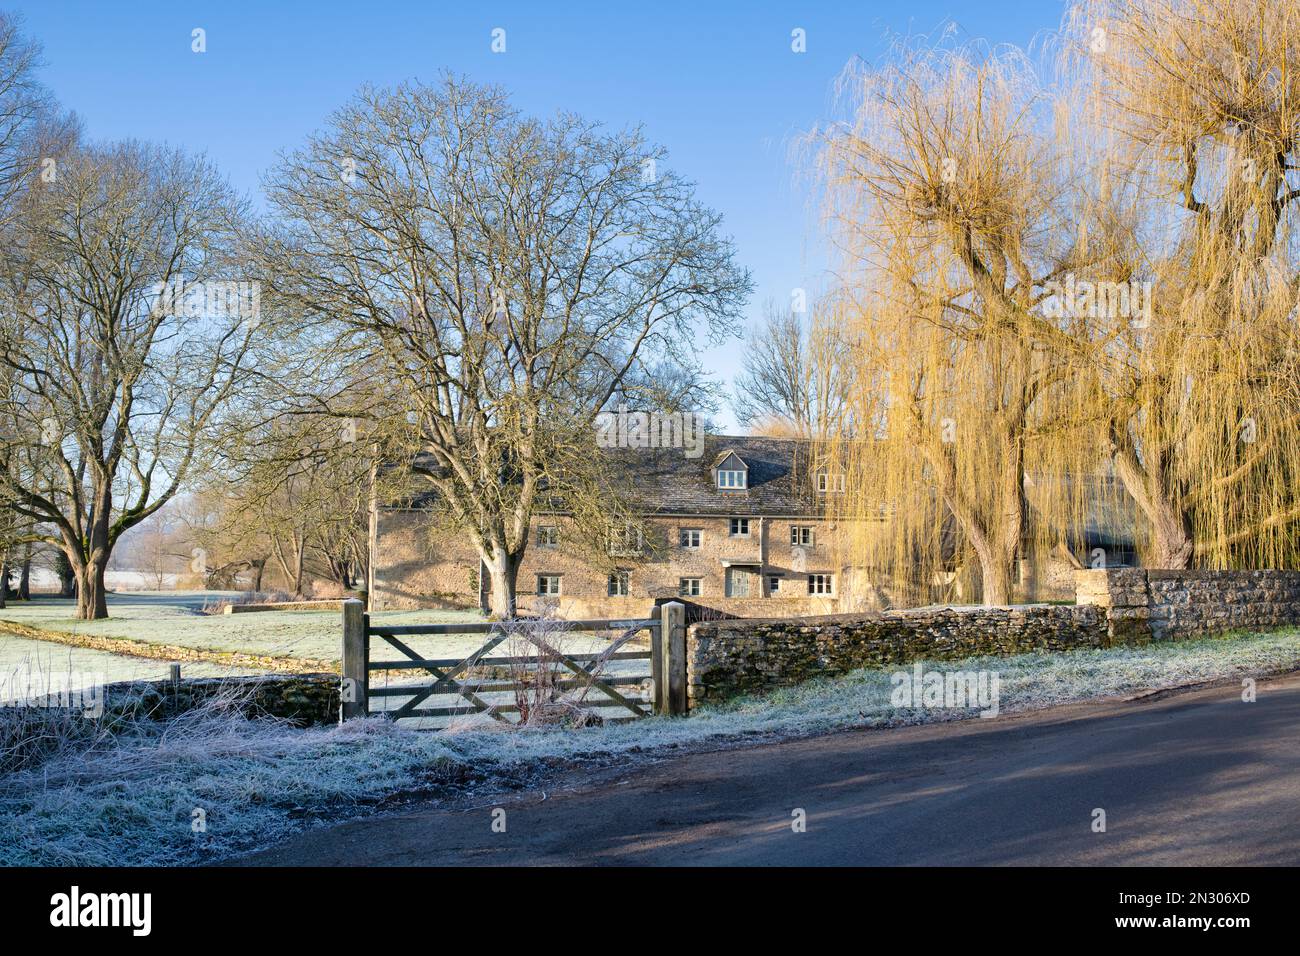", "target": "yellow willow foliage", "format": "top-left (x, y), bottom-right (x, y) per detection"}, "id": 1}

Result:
top-left (813, 40), bottom-right (1115, 606)
top-left (812, 2), bottom-right (1300, 606)
top-left (1062, 0), bottom-right (1300, 568)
